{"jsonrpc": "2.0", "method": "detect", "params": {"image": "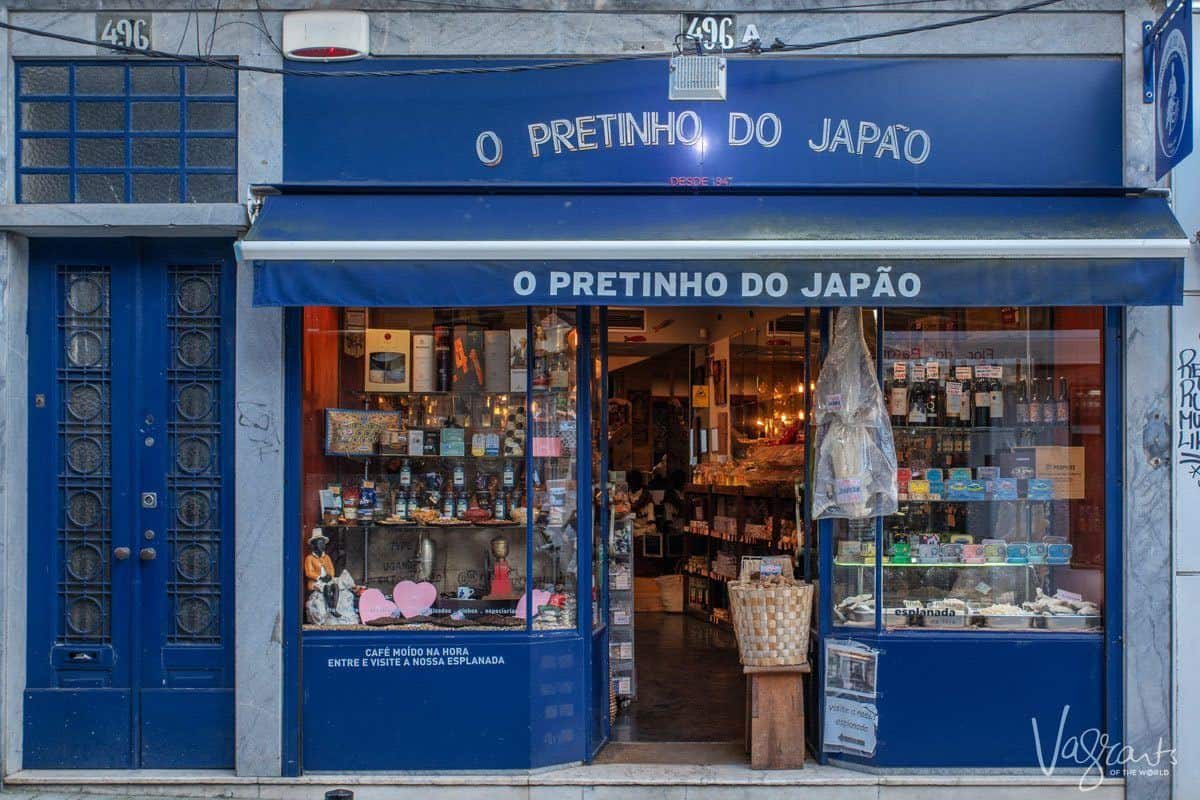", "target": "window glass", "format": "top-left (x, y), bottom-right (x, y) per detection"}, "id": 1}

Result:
top-left (302, 308), bottom-right (550, 633)
top-left (877, 307), bottom-right (1105, 632)
top-left (591, 308), bottom-right (606, 631)
top-left (529, 308), bottom-right (579, 630)
top-left (16, 60), bottom-right (236, 203)
top-left (829, 309), bottom-right (878, 627)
